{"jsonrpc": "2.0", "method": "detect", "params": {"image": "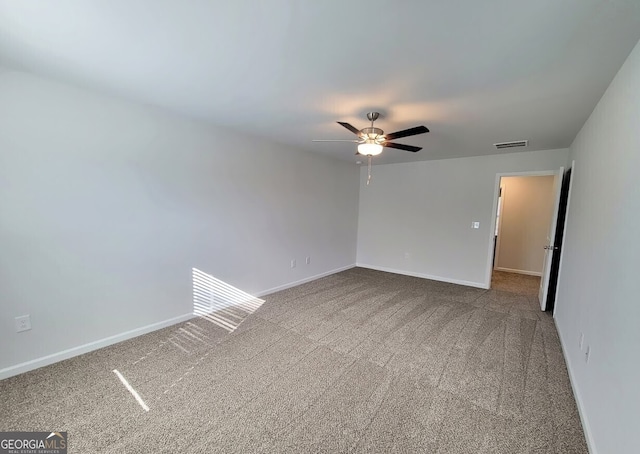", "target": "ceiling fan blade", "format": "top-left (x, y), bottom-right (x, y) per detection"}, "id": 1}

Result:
top-left (384, 125), bottom-right (429, 141)
top-left (383, 142), bottom-right (422, 153)
top-left (337, 122), bottom-right (362, 136)
top-left (312, 139), bottom-right (360, 142)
